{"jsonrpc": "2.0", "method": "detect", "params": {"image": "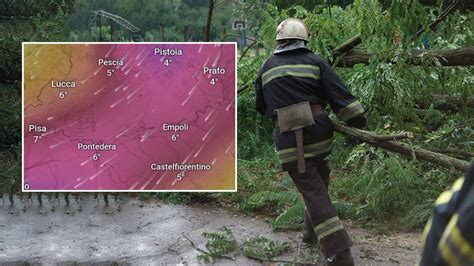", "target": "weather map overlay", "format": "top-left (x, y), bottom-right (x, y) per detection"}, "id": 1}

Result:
top-left (22, 43), bottom-right (236, 192)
